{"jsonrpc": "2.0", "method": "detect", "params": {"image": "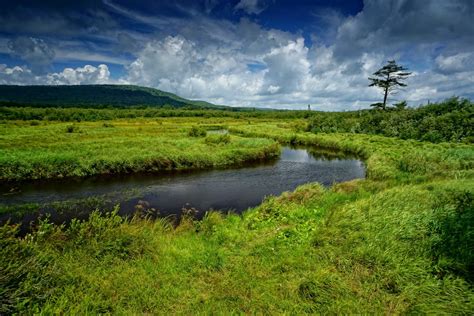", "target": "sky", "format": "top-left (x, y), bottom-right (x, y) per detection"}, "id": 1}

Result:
top-left (0, 0), bottom-right (473, 110)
